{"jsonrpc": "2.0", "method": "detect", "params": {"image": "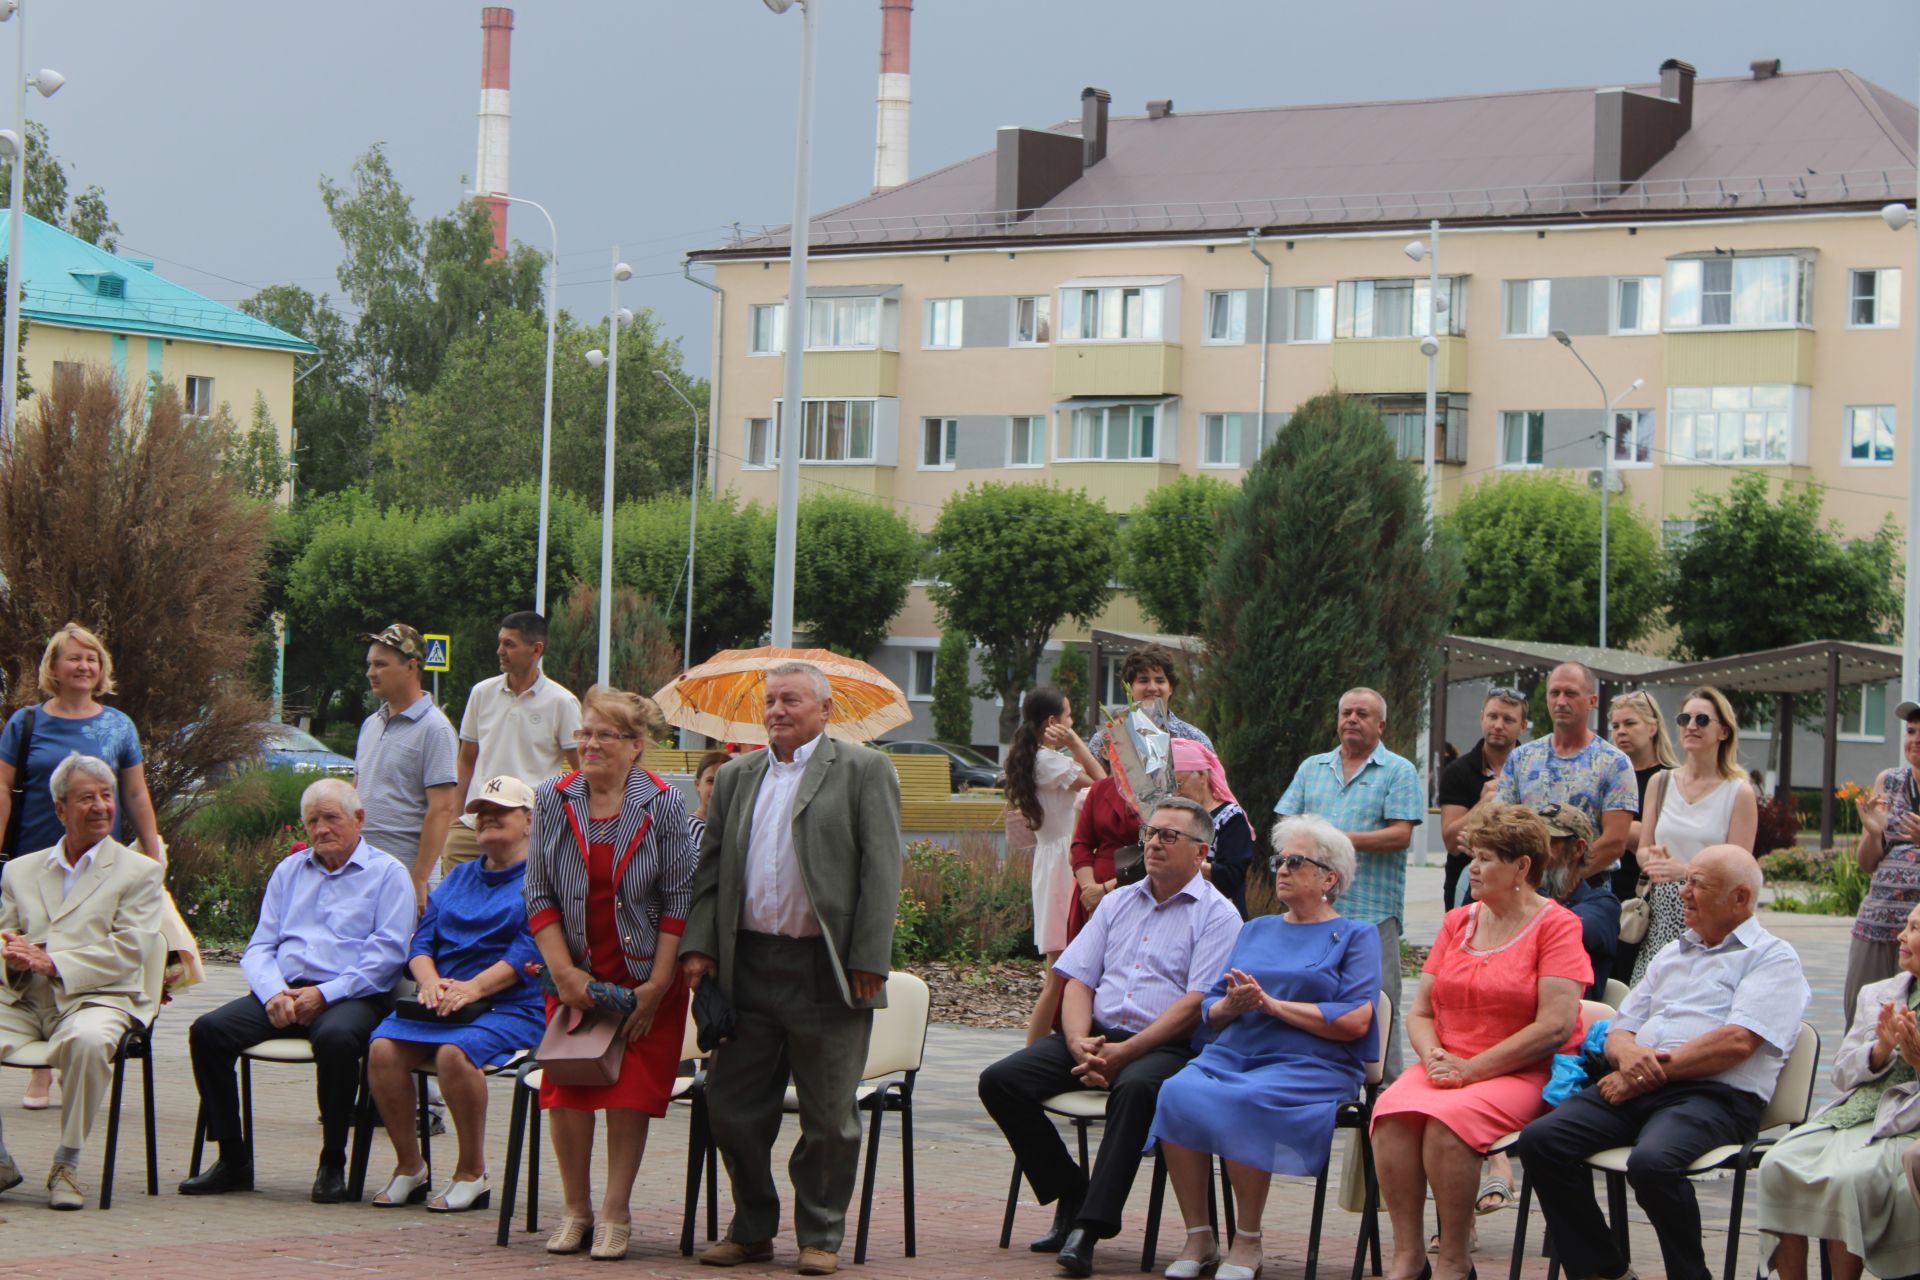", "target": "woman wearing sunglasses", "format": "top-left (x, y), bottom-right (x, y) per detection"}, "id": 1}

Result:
top-left (1148, 815), bottom-right (1379, 1280)
top-left (1629, 685), bottom-right (1757, 984)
